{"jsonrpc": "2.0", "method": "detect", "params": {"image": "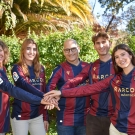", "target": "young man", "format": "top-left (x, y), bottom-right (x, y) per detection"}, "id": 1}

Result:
top-left (46, 39), bottom-right (89, 135)
top-left (46, 32), bottom-right (115, 135)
